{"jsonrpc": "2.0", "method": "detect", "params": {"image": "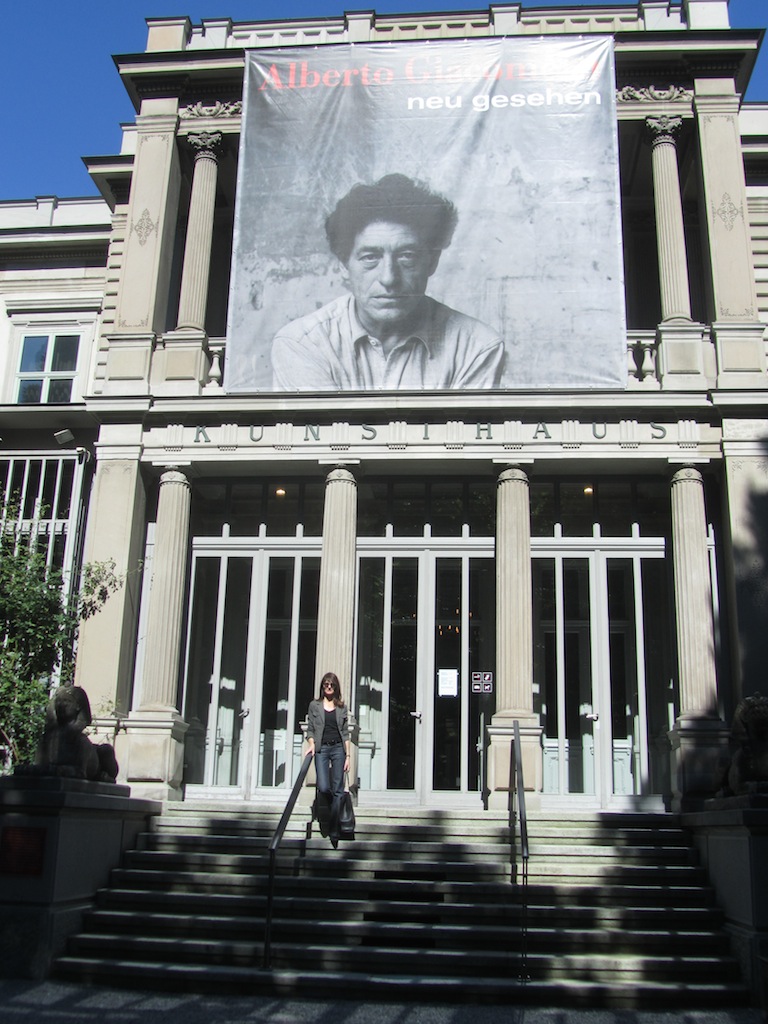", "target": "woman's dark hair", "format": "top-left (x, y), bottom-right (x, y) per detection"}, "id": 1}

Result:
top-left (319, 671), bottom-right (344, 707)
top-left (325, 174), bottom-right (458, 265)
